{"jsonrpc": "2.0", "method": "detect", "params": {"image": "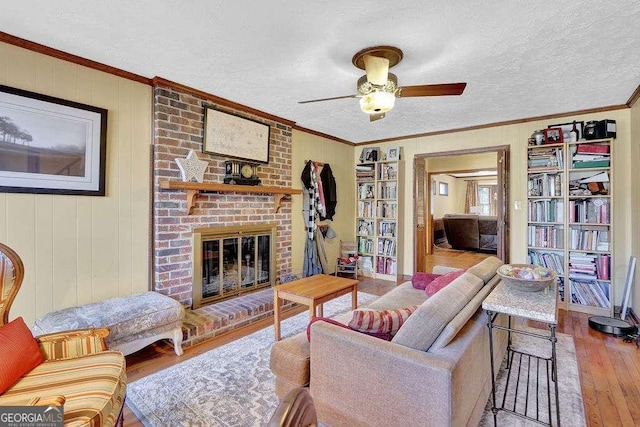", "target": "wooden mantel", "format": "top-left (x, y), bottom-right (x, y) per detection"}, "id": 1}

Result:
top-left (159, 180), bottom-right (302, 214)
